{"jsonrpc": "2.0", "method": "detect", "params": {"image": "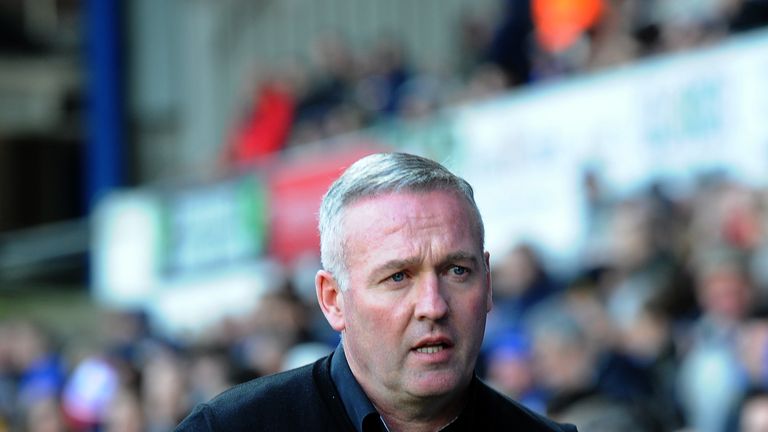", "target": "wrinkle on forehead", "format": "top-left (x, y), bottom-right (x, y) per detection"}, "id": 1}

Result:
top-left (340, 190), bottom-right (483, 280)
top-left (345, 189), bottom-right (477, 231)
top-left (345, 194), bottom-right (466, 244)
